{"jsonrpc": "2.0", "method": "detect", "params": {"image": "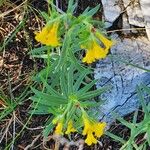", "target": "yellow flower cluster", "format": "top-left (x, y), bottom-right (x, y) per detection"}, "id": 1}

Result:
top-left (53, 116), bottom-right (106, 146)
top-left (82, 32), bottom-right (113, 64)
top-left (54, 120), bottom-right (76, 135)
top-left (55, 122), bottom-right (63, 135)
top-left (35, 22), bottom-right (60, 47)
top-left (82, 115), bottom-right (106, 146)
top-left (65, 120), bottom-right (76, 134)
top-left (34, 22), bottom-right (113, 64)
